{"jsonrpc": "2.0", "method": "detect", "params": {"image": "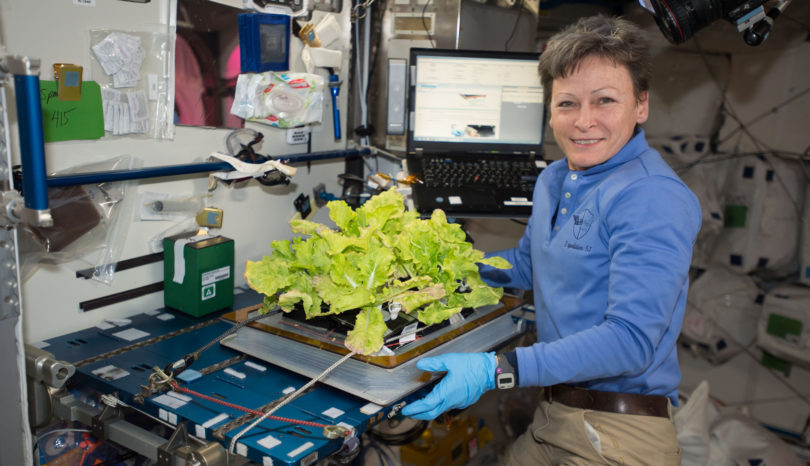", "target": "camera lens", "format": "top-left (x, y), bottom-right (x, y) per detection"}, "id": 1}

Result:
top-left (649, 0), bottom-right (729, 44)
